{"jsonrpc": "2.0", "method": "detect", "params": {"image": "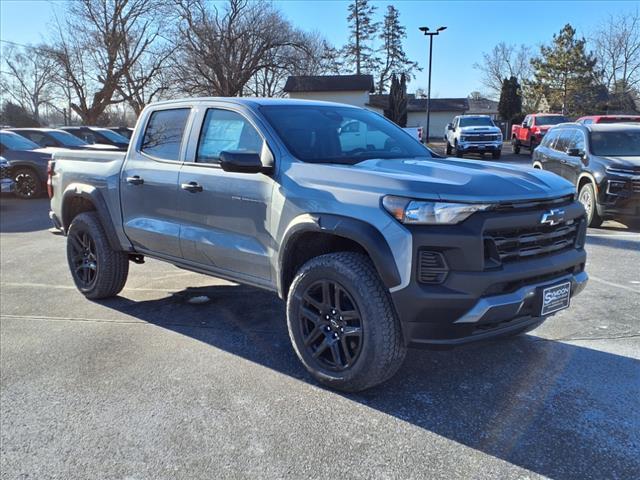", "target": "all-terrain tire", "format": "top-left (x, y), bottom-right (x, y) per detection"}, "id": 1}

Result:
top-left (446, 141), bottom-right (452, 155)
top-left (454, 141), bottom-right (463, 158)
top-left (67, 212), bottom-right (129, 299)
top-left (512, 139), bottom-right (520, 154)
top-left (286, 252), bottom-right (406, 392)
